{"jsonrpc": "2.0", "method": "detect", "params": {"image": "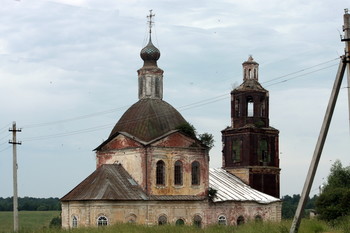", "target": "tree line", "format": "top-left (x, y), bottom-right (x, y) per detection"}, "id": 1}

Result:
top-left (281, 194), bottom-right (317, 219)
top-left (282, 160), bottom-right (350, 223)
top-left (0, 197), bottom-right (61, 211)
